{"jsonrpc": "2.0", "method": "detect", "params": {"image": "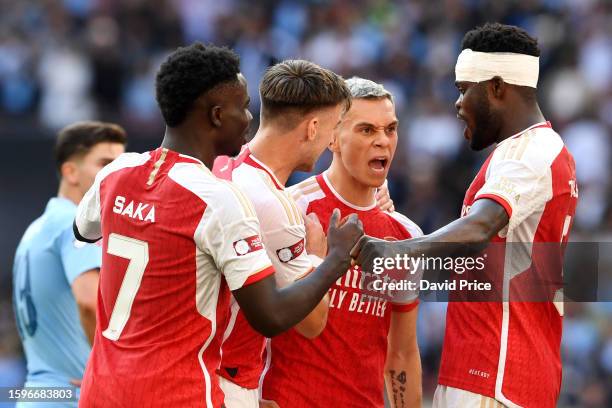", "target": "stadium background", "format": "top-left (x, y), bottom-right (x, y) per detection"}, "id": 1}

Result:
top-left (0, 0), bottom-right (610, 406)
